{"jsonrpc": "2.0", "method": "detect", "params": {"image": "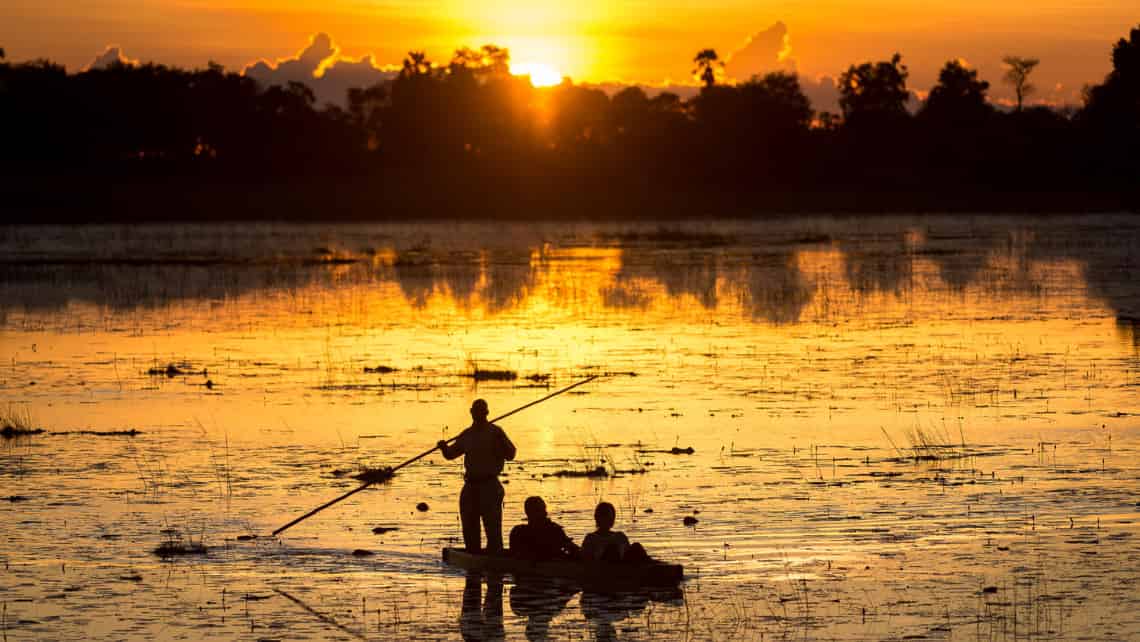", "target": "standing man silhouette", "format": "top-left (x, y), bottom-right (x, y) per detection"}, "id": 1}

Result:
top-left (438, 399), bottom-right (517, 553)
